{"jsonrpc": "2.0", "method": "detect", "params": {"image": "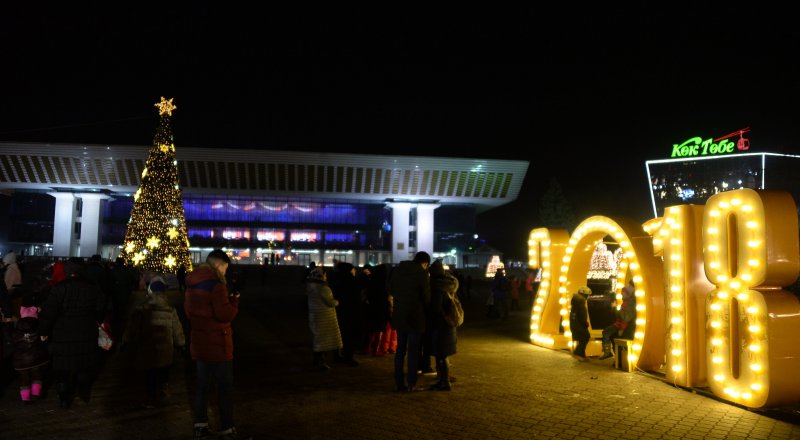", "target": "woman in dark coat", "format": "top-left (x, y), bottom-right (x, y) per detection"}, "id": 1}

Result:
top-left (328, 262), bottom-right (360, 366)
top-left (428, 259), bottom-right (459, 391)
top-left (362, 264), bottom-right (391, 356)
top-left (39, 260), bottom-right (106, 408)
